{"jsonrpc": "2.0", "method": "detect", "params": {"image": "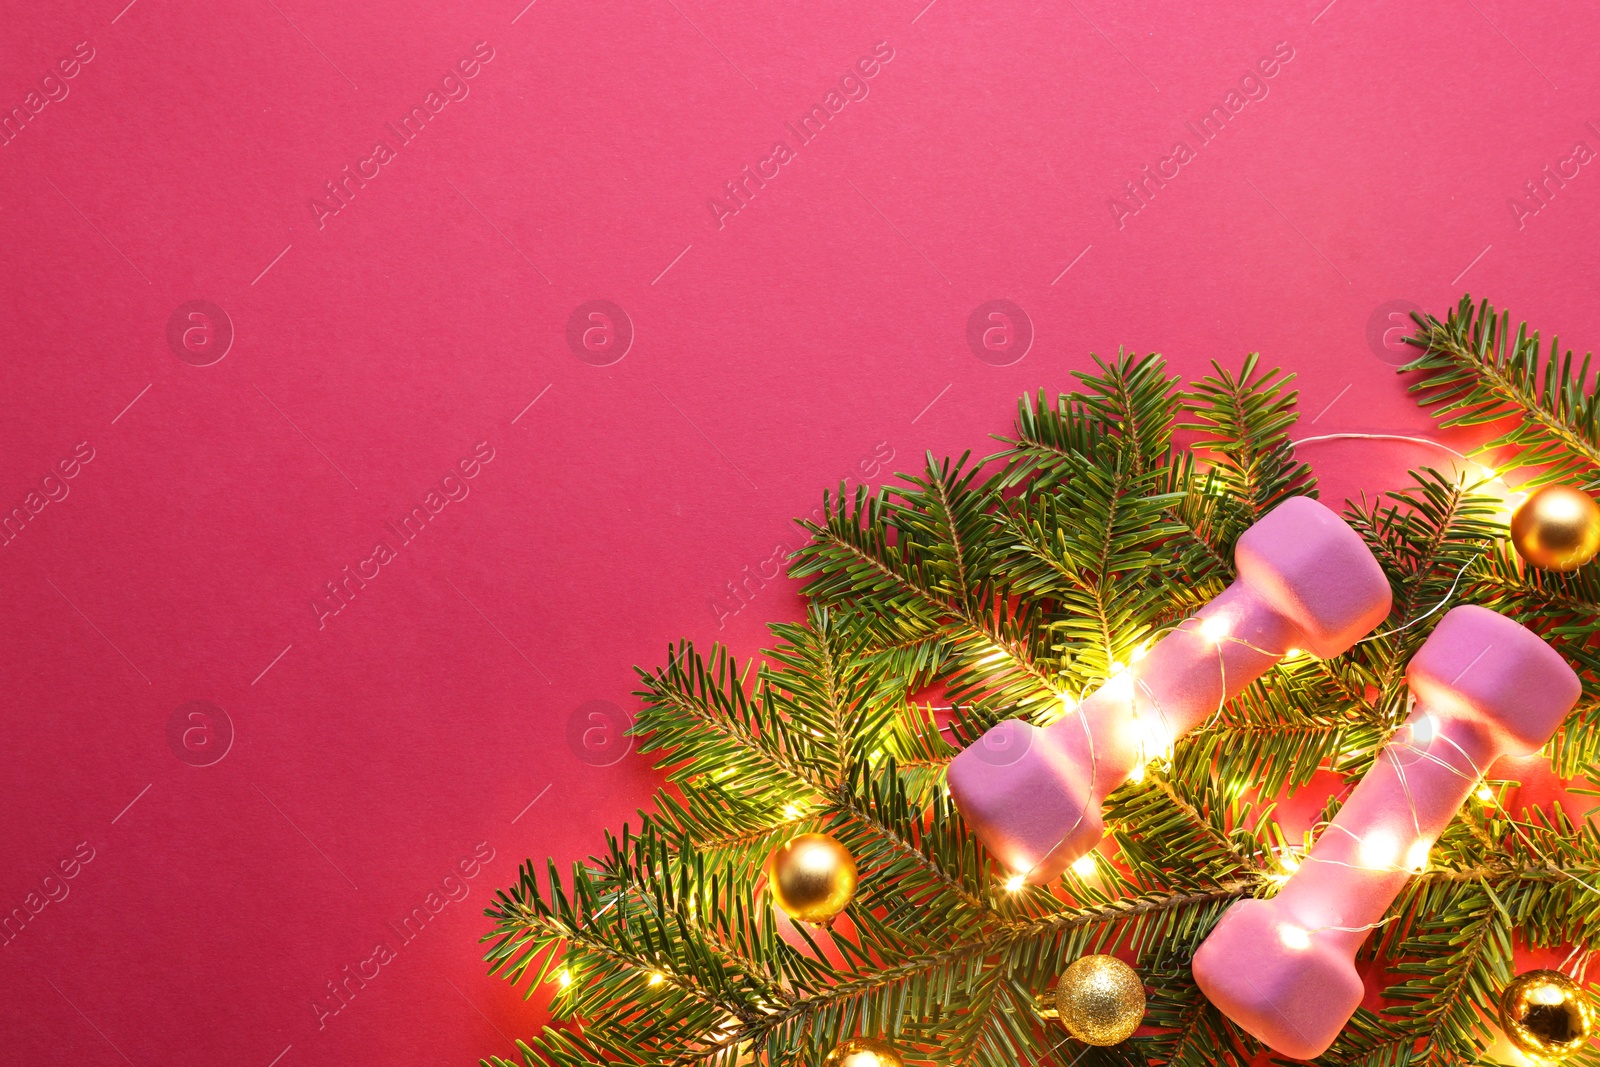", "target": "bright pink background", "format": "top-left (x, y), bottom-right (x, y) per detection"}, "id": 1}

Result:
top-left (3, 0), bottom-right (1599, 1063)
